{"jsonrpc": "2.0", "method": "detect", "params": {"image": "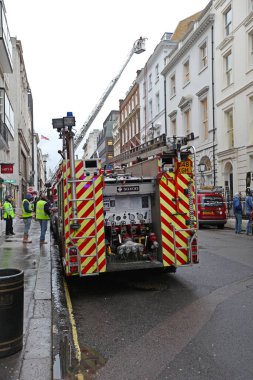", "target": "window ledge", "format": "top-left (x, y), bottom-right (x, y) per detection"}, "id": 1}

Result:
top-left (182, 81), bottom-right (190, 89)
top-left (198, 65), bottom-right (208, 75)
top-left (222, 82), bottom-right (234, 92)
